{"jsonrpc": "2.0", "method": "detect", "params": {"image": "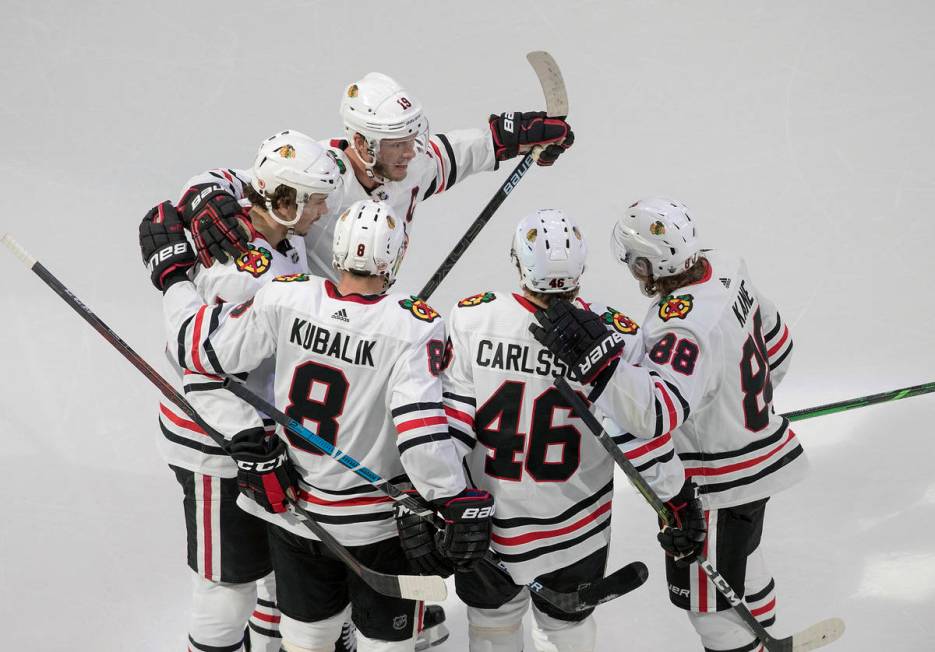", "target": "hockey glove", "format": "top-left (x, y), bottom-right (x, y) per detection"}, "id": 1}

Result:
top-left (228, 429), bottom-right (298, 514)
top-left (432, 489), bottom-right (494, 569)
top-left (658, 479), bottom-right (707, 566)
top-left (488, 111), bottom-right (573, 166)
top-left (177, 184), bottom-right (254, 267)
top-left (139, 201), bottom-right (196, 292)
top-left (530, 300), bottom-right (625, 384)
top-left (394, 492), bottom-right (455, 578)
